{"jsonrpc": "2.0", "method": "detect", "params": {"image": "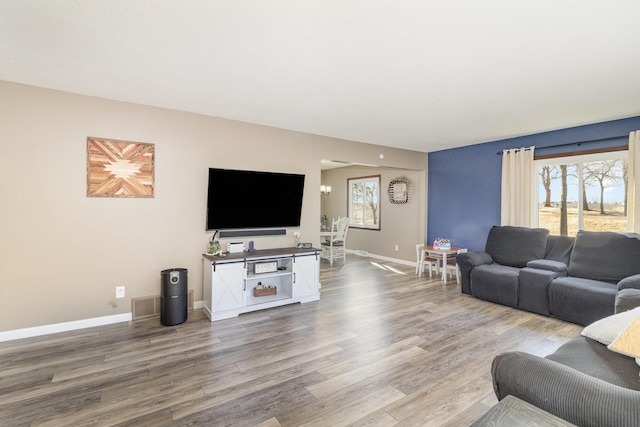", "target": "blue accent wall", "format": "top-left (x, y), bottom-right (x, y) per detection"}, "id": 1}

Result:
top-left (427, 116), bottom-right (640, 251)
